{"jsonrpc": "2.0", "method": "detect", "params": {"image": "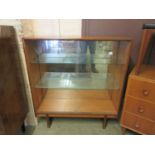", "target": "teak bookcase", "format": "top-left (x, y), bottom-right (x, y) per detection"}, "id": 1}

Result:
top-left (23, 37), bottom-right (131, 128)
